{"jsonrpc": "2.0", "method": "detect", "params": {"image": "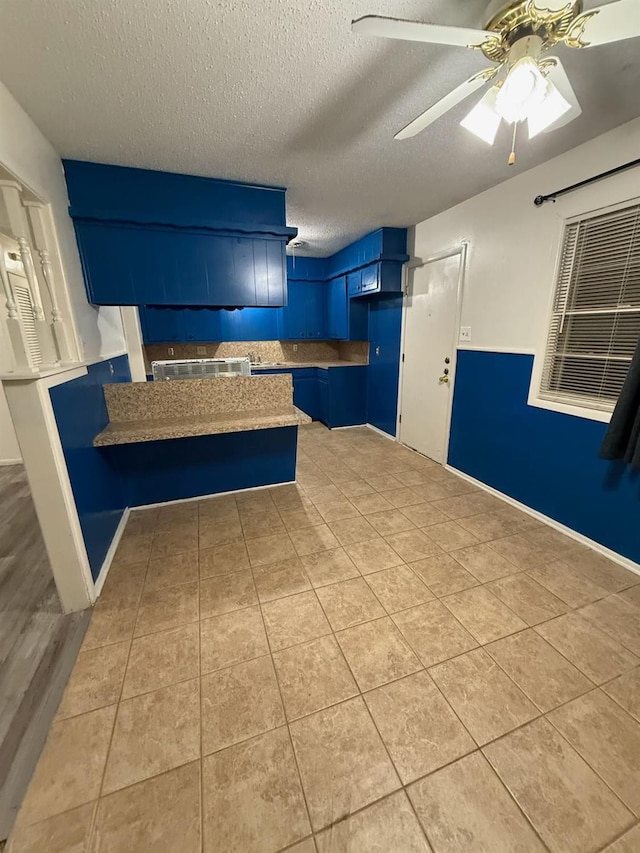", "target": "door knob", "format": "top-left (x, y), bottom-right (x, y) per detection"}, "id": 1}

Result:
top-left (439, 375), bottom-right (449, 384)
